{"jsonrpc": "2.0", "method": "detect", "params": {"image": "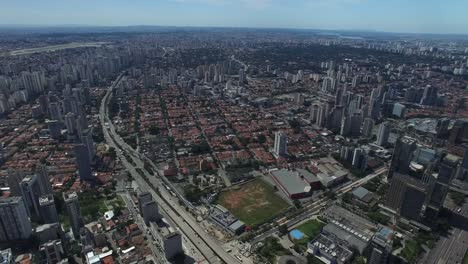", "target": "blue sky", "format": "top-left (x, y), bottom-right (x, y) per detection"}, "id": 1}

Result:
top-left (0, 0), bottom-right (467, 34)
